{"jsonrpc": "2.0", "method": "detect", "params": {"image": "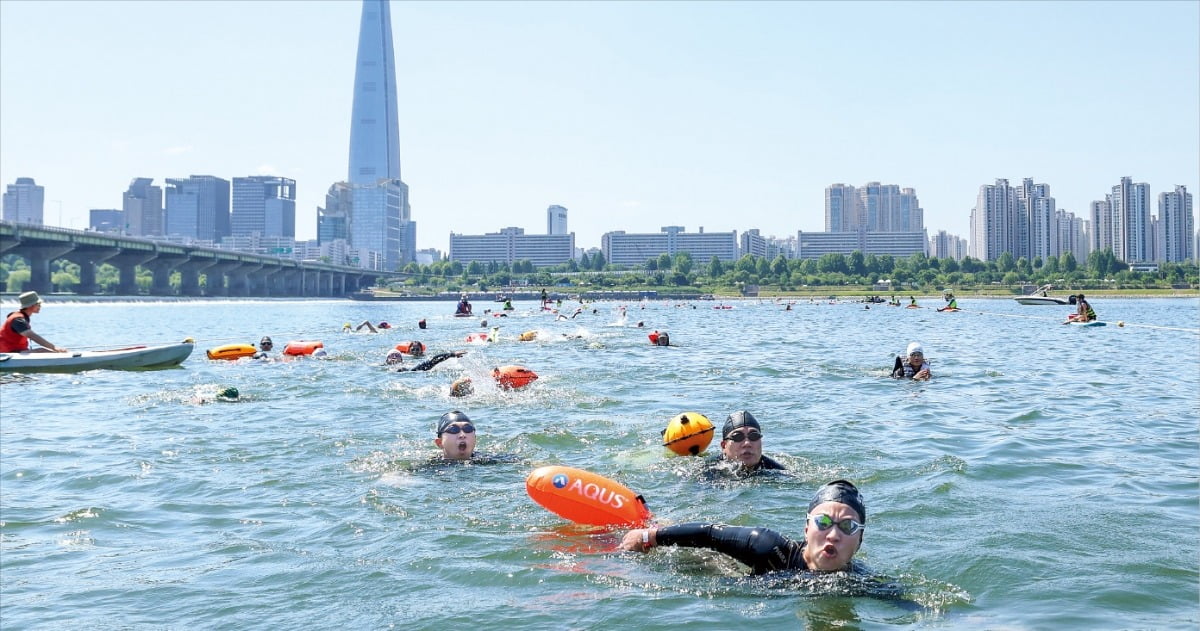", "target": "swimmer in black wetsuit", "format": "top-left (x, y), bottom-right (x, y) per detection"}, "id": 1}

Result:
top-left (396, 347), bottom-right (465, 374)
top-left (620, 480), bottom-right (867, 575)
top-left (708, 411), bottom-right (785, 475)
top-left (420, 410), bottom-right (517, 466)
